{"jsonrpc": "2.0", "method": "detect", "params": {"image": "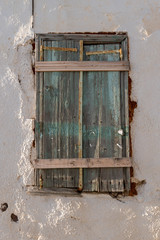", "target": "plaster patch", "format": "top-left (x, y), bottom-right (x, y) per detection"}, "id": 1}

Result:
top-left (143, 206), bottom-right (160, 240)
top-left (49, 7), bottom-right (57, 13)
top-left (14, 17), bottom-right (34, 46)
top-left (17, 118), bottom-right (33, 185)
top-left (38, 236), bottom-right (46, 240)
top-left (0, 67), bottom-right (17, 88)
top-left (139, 25), bottom-right (151, 40)
top-left (46, 199), bottom-right (81, 235)
top-left (8, 14), bottom-right (20, 26)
